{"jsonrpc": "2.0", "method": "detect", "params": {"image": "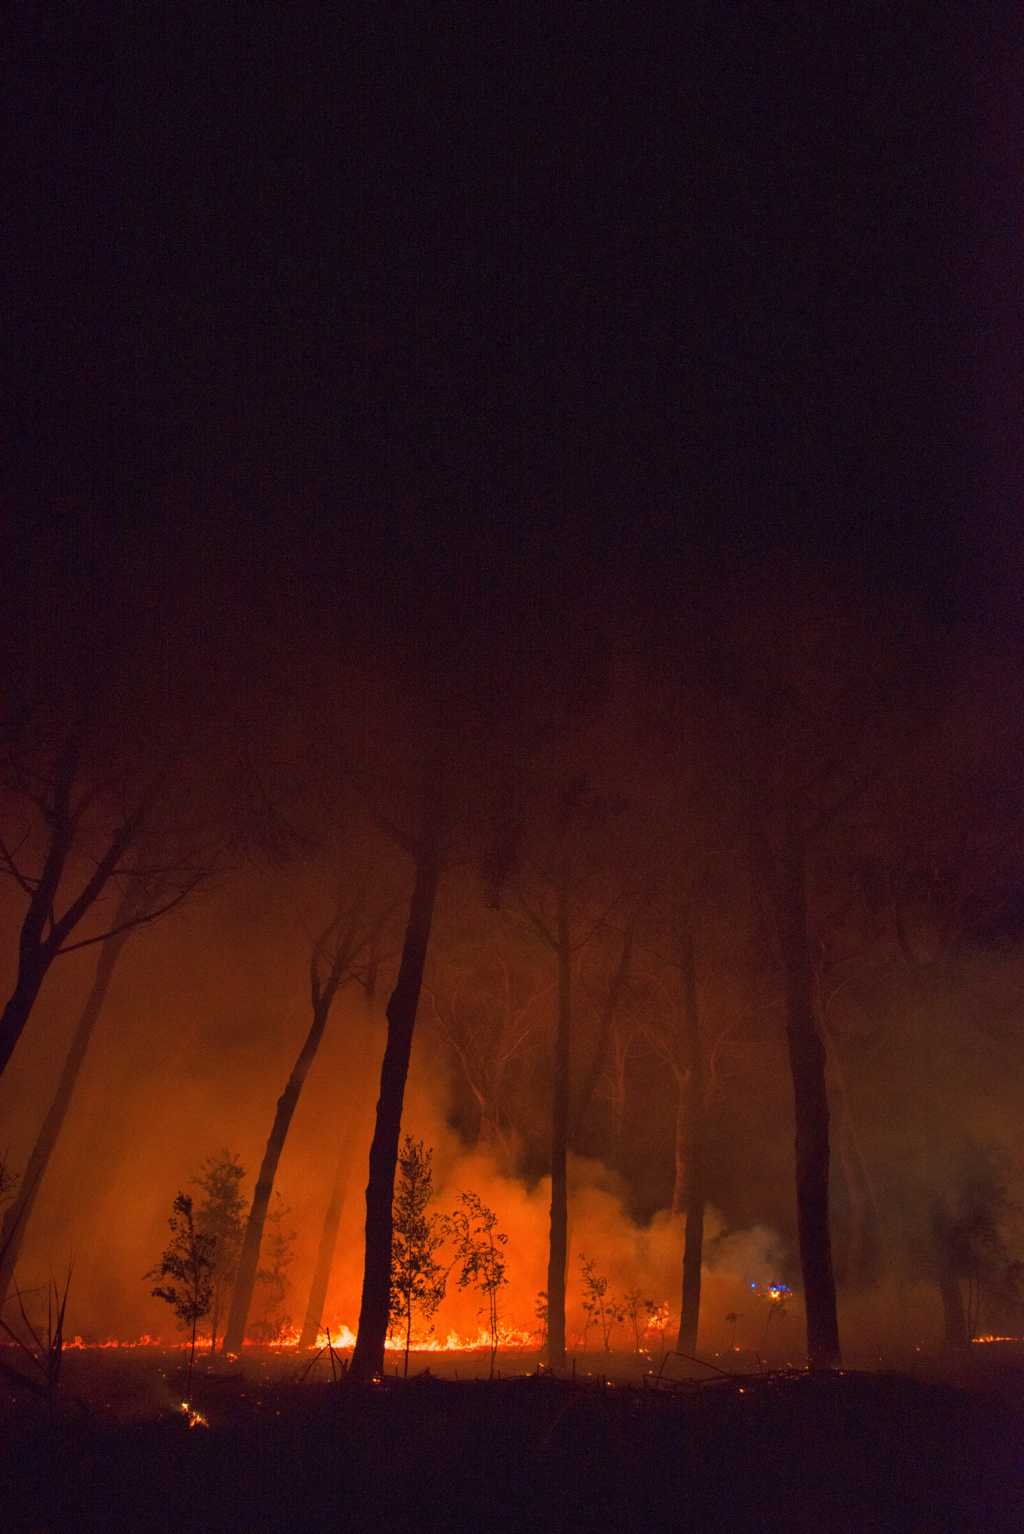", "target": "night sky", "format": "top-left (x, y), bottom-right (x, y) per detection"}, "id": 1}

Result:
top-left (7, 5), bottom-right (1017, 624)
